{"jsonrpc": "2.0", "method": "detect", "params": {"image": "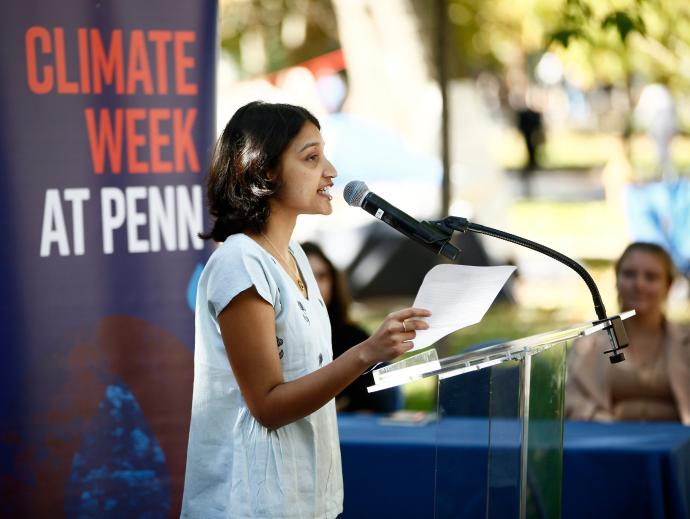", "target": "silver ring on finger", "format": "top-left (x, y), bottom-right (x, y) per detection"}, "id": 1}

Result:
top-left (402, 320), bottom-right (408, 333)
